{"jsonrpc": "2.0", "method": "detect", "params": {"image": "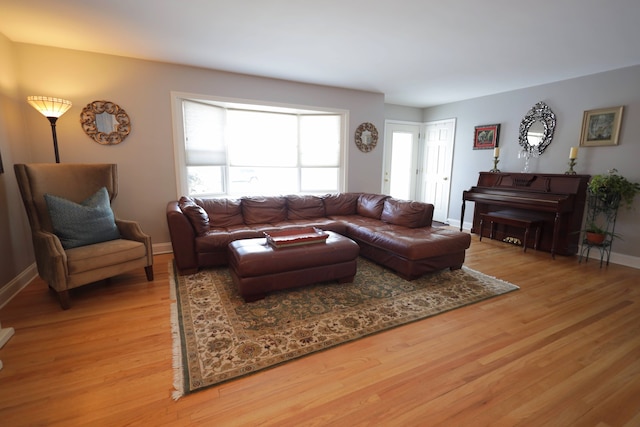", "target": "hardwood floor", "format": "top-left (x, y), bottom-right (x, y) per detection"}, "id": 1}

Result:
top-left (1, 234), bottom-right (639, 426)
